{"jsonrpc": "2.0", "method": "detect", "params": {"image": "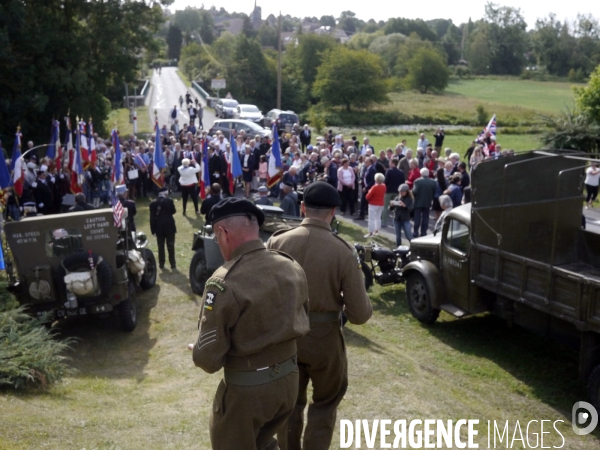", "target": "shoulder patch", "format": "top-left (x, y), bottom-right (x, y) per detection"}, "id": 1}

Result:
top-left (204, 291), bottom-right (217, 310)
top-left (352, 247), bottom-right (362, 269)
top-left (205, 278), bottom-right (226, 292)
